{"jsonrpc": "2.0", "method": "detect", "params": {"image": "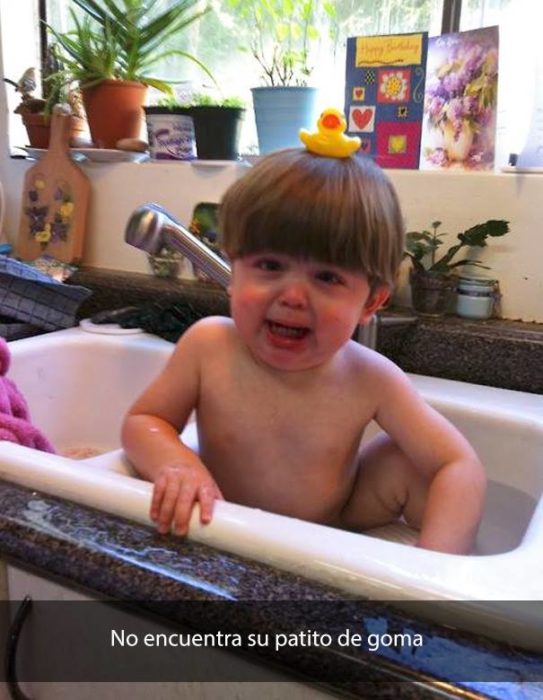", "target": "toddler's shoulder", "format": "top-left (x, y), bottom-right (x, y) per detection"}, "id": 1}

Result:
top-left (344, 339), bottom-right (410, 386)
top-left (179, 316), bottom-right (235, 346)
top-left (169, 317), bottom-right (237, 371)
